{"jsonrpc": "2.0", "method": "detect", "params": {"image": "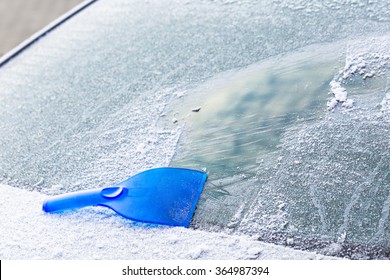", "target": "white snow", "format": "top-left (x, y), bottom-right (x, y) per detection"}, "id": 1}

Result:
top-left (327, 97), bottom-right (339, 111)
top-left (328, 36), bottom-right (390, 111)
top-left (0, 183), bottom-right (336, 260)
top-left (327, 81), bottom-right (354, 111)
top-left (342, 37), bottom-right (390, 80)
top-left (330, 81), bottom-right (348, 102)
top-left (341, 98), bottom-right (354, 109)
